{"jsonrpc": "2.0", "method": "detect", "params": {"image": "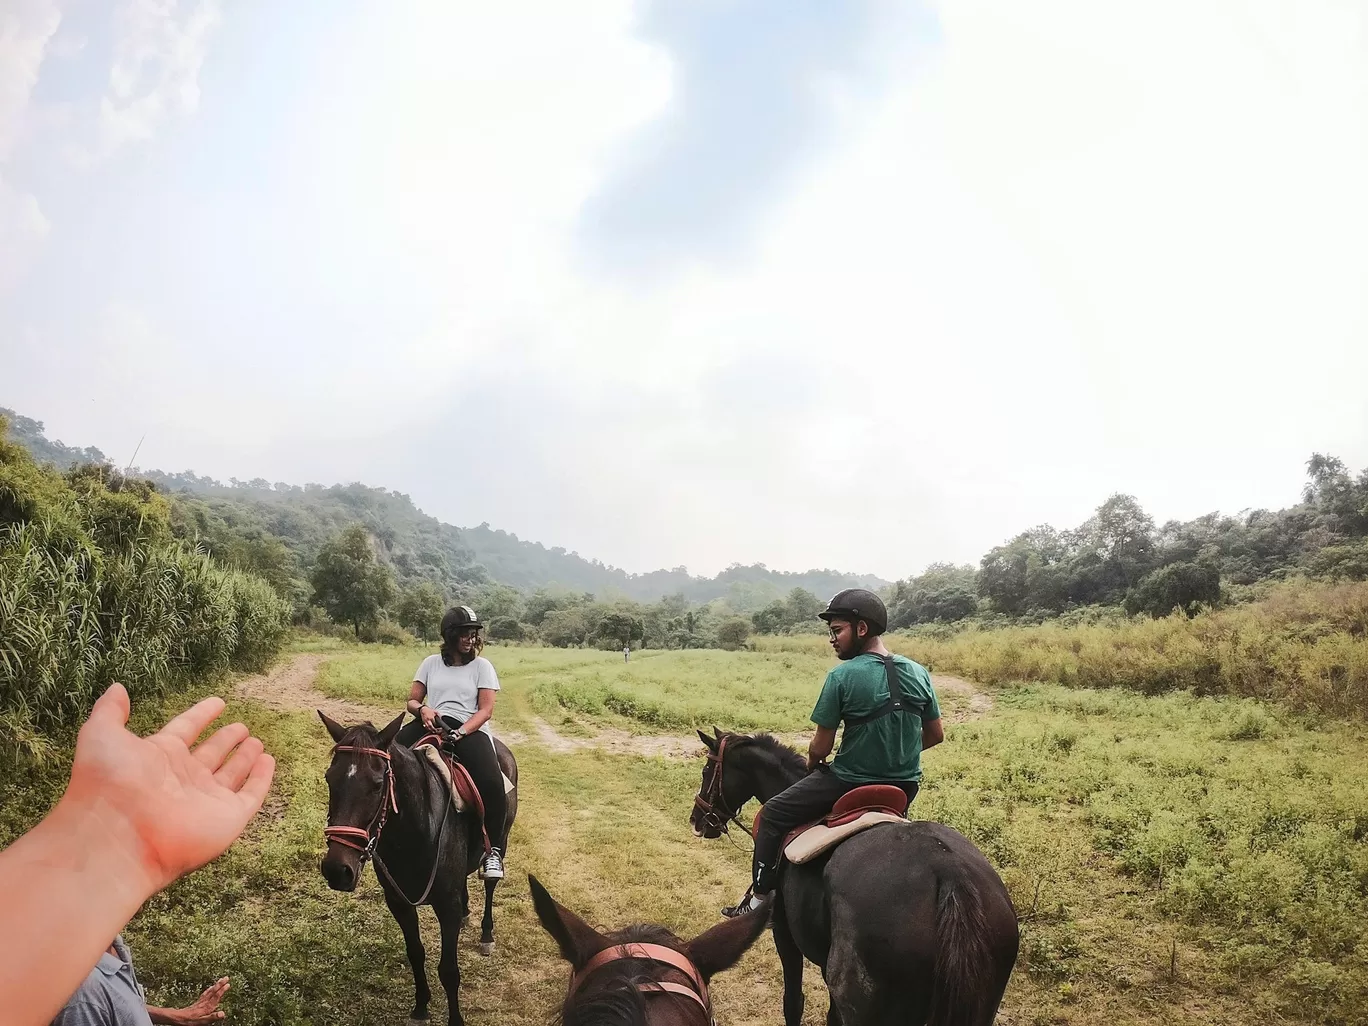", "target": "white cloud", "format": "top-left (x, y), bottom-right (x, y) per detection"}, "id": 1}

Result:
top-left (98, 0), bottom-right (221, 153)
top-left (0, 0), bottom-right (59, 289)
